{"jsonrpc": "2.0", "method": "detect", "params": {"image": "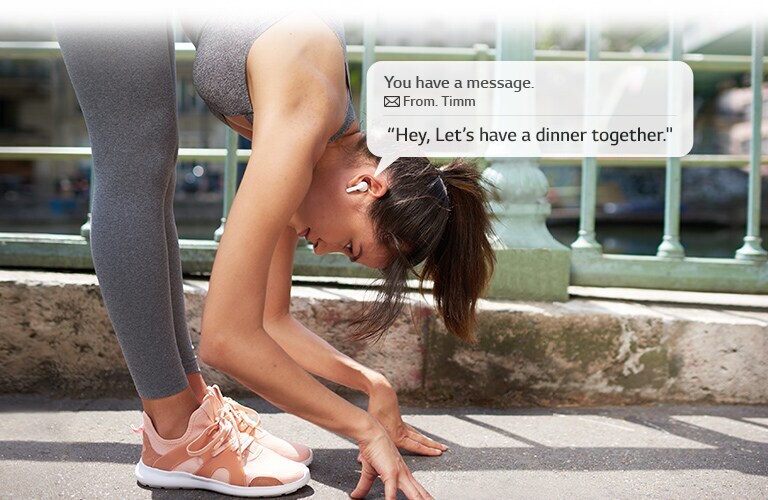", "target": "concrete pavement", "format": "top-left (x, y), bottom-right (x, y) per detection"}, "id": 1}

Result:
top-left (1, 394), bottom-right (767, 499)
